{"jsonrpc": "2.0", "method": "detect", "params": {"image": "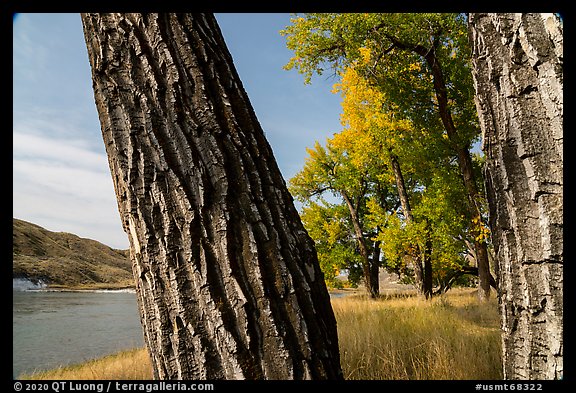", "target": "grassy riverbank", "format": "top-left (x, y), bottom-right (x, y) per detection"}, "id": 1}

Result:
top-left (20, 288), bottom-right (501, 380)
top-left (19, 348), bottom-right (152, 380)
